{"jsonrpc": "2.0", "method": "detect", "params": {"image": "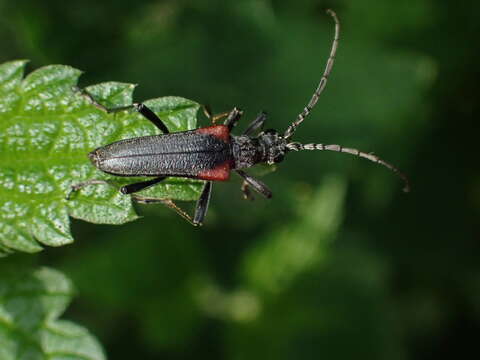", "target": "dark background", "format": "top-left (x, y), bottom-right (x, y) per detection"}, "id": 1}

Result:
top-left (1, 0), bottom-right (478, 359)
